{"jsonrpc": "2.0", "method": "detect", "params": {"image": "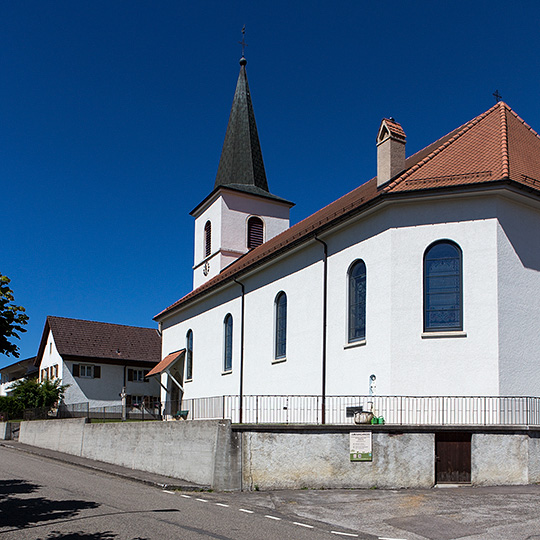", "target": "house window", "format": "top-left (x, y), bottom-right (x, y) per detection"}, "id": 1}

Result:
top-left (247, 216), bottom-right (264, 249)
top-left (223, 314), bottom-right (233, 372)
top-left (79, 365), bottom-right (94, 378)
top-left (72, 364), bottom-right (101, 379)
top-left (424, 240), bottom-right (463, 331)
top-left (348, 260), bottom-right (366, 342)
top-left (127, 369), bottom-right (149, 382)
top-left (204, 221), bottom-right (211, 258)
top-left (186, 329), bottom-right (193, 380)
top-left (274, 292), bottom-right (287, 360)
